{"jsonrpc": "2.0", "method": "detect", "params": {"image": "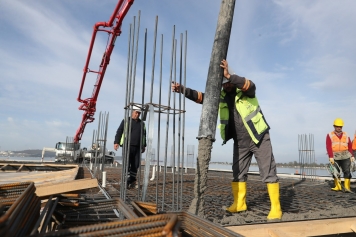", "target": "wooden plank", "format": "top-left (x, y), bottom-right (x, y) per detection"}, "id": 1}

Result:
top-left (17, 164), bottom-right (24, 172)
top-left (226, 217), bottom-right (356, 237)
top-left (0, 166), bottom-right (78, 184)
top-left (351, 224), bottom-right (356, 233)
top-left (268, 228), bottom-right (291, 237)
top-left (0, 169), bottom-right (76, 181)
top-left (33, 167), bottom-right (79, 185)
top-left (35, 178), bottom-right (98, 197)
top-left (0, 163), bottom-right (78, 168)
